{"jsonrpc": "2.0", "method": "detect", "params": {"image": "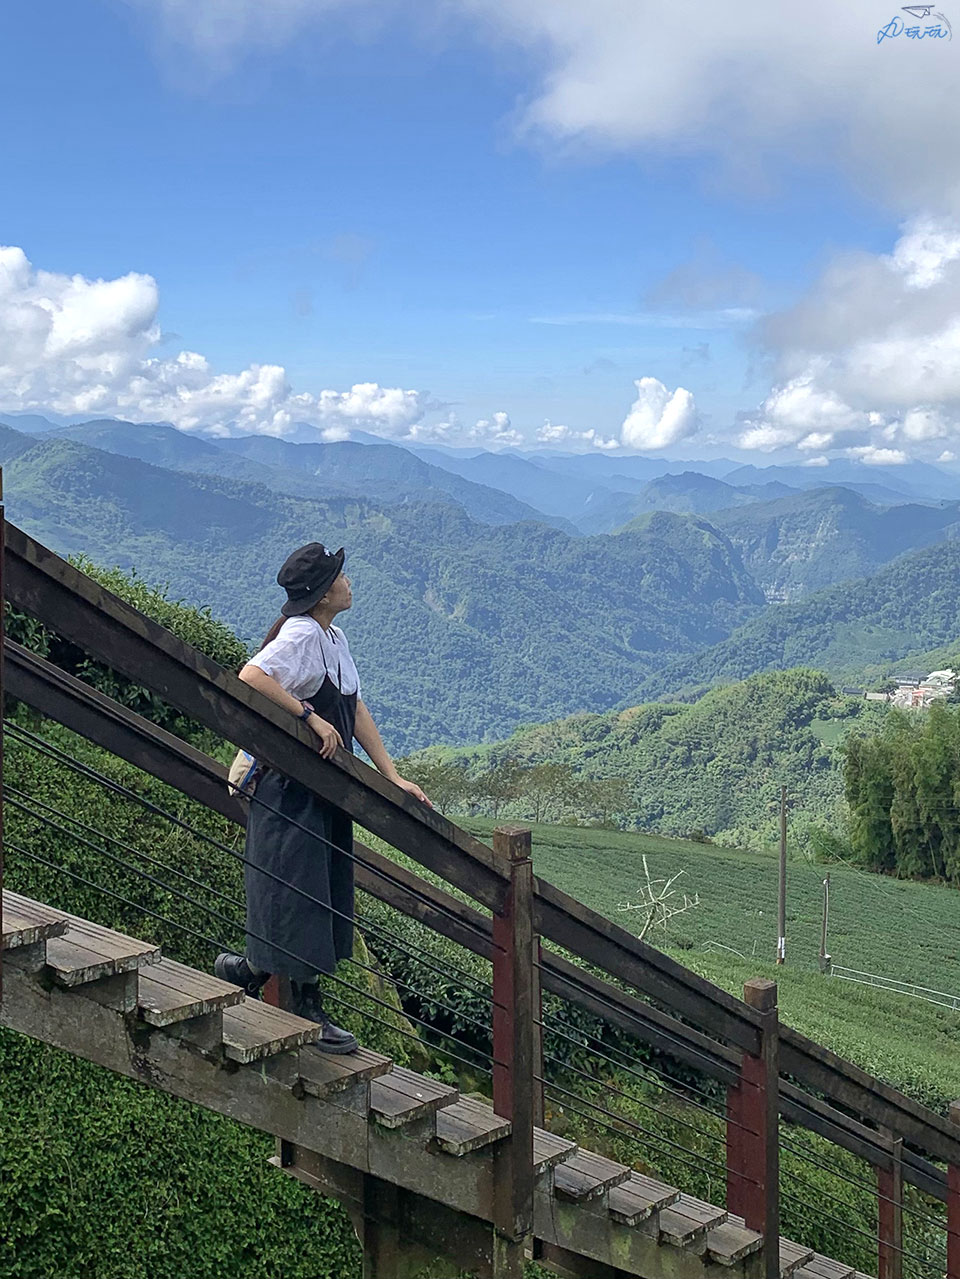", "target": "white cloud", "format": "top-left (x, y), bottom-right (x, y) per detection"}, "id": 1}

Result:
top-left (798, 431), bottom-right (834, 452)
top-left (142, 1), bottom-right (960, 213)
top-left (846, 445), bottom-right (908, 466)
top-left (471, 410), bottom-right (523, 446)
top-left (0, 245), bottom-right (432, 439)
top-left (462, 0), bottom-right (960, 213)
top-left (742, 217), bottom-right (960, 459)
top-left (620, 377), bottom-right (697, 451)
top-left (536, 420), bottom-right (619, 450)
